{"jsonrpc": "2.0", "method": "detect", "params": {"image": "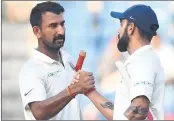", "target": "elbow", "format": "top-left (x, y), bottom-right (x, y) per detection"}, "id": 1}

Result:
top-left (29, 103), bottom-right (49, 120)
top-left (32, 109), bottom-right (48, 120)
top-left (107, 117), bottom-right (113, 120)
top-left (106, 113), bottom-right (113, 120)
